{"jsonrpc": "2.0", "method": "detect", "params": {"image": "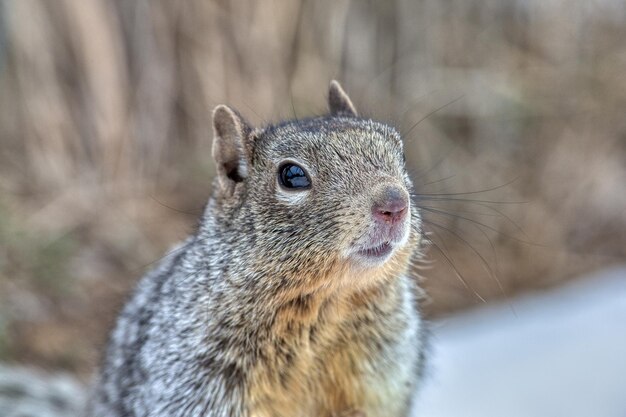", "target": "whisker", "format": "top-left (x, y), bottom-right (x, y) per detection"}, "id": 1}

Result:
top-left (425, 216), bottom-right (517, 314)
top-left (404, 95), bottom-right (465, 138)
top-left (399, 89), bottom-right (441, 120)
top-left (150, 195), bottom-right (204, 215)
top-left (412, 195), bottom-right (528, 205)
top-left (417, 203), bottom-right (503, 217)
top-left (469, 201), bottom-right (530, 239)
top-left (176, 269), bottom-right (202, 289)
top-left (415, 176), bottom-right (521, 197)
top-left (419, 174), bottom-right (457, 188)
top-left (411, 142), bottom-right (460, 180)
top-left (423, 226), bottom-right (486, 303)
top-left (131, 242), bottom-right (190, 273)
top-left (291, 91), bottom-right (299, 121)
top-left (458, 214), bottom-right (506, 299)
top-left (423, 218), bottom-right (498, 300)
top-left (418, 205), bottom-right (541, 247)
